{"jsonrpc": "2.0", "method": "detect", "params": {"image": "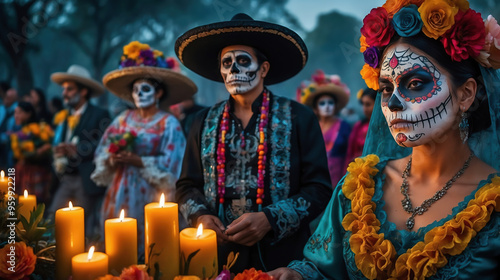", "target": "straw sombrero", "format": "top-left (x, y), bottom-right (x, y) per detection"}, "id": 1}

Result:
top-left (175, 13), bottom-right (308, 85)
top-left (103, 41), bottom-right (197, 109)
top-left (299, 70), bottom-right (350, 114)
top-left (51, 65), bottom-right (105, 96)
